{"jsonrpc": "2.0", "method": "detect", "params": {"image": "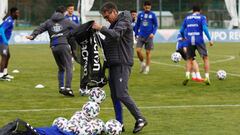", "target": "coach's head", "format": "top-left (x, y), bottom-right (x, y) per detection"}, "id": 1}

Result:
top-left (100, 2), bottom-right (118, 24)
